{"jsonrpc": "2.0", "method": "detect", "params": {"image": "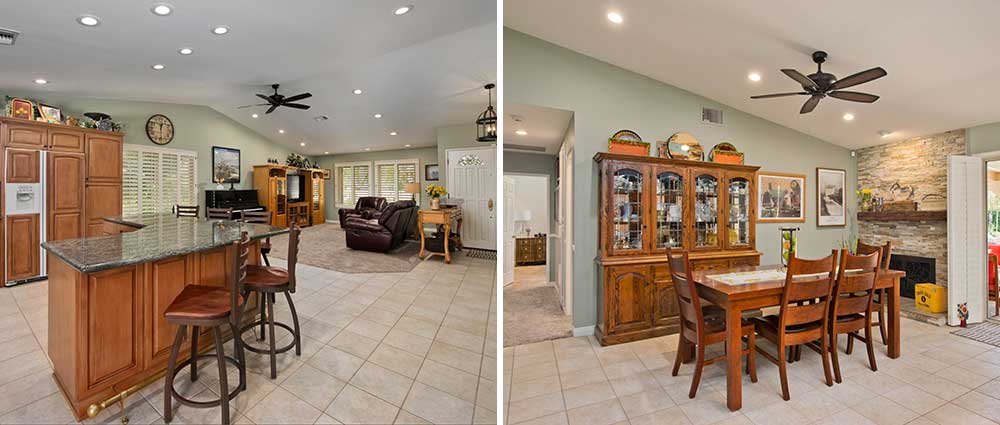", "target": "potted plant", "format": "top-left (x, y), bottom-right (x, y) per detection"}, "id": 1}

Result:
top-left (426, 184), bottom-right (448, 210)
